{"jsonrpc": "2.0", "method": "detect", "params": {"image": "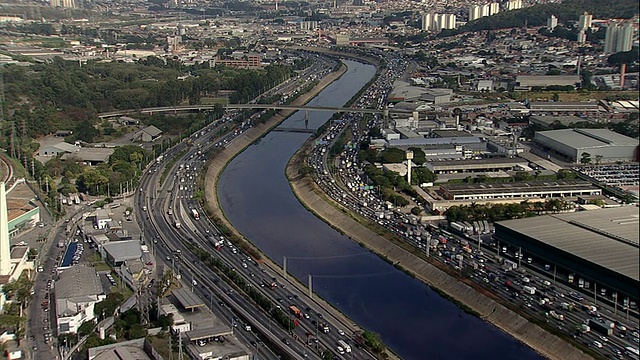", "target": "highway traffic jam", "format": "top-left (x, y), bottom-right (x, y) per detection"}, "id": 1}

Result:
top-left (303, 56), bottom-right (640, 359)
top-left (137, 47), bottom-right (638, 359)
top-left (138, 53), bottom-right (376, 360)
